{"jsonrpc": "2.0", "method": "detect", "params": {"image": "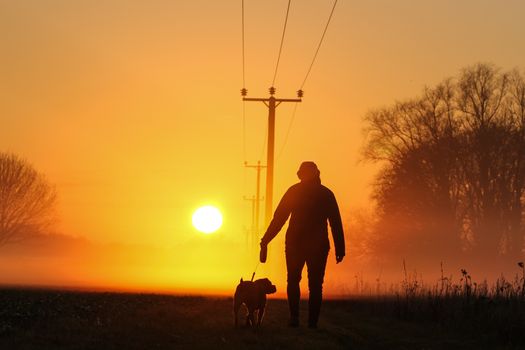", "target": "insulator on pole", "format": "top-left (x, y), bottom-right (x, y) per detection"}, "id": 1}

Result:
top-left (297, 89), bottom-right (304, 98)
top-left (241, 88), bottom-right (248, 96)
top-left (269, 86), bottom-right (276, 95)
